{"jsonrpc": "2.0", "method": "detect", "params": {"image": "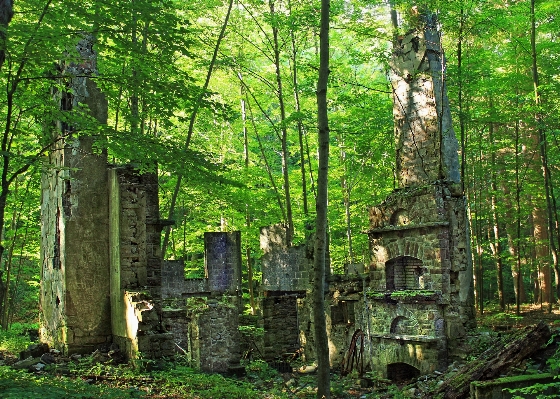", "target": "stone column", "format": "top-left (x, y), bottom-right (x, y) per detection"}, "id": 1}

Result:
top-left (40, 34), bottom-right (111, 354)
top-left (204, 231), bottom-right (242, 295)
